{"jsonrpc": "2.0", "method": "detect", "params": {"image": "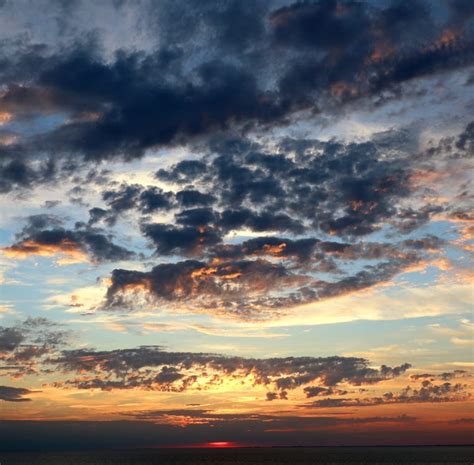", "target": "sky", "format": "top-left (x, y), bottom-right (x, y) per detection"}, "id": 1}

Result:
top-left (0, 0), bottom-right (473, 451)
